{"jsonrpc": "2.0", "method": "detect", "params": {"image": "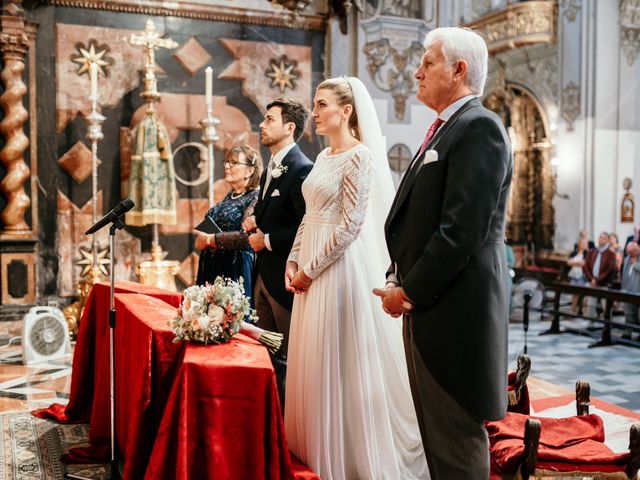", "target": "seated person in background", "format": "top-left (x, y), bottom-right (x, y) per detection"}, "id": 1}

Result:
top-left (195, 146), bottom-right (263, 297)
top-left (621, 241), bottom-right (640, 340)
top-left (567, 237), bottom-right (589, 313)
top-left (583, 231), bottom-right (617, 320)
